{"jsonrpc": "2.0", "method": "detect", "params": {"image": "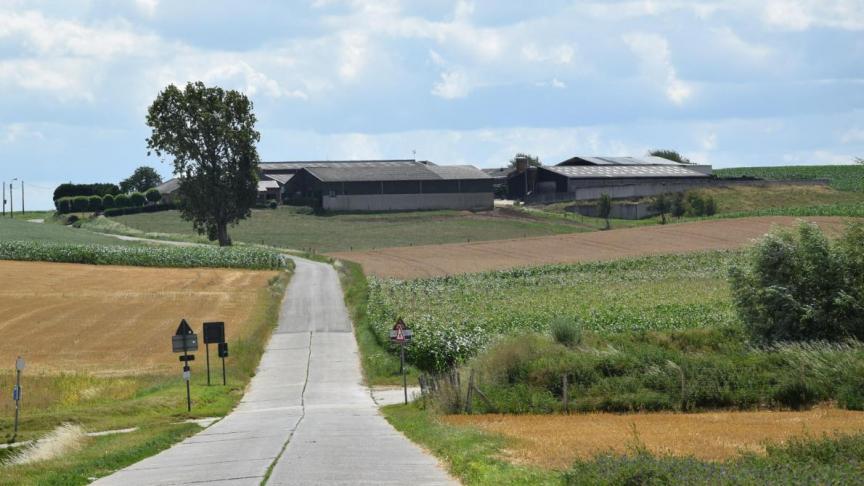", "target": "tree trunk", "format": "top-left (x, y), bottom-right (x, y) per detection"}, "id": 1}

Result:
top-left (217, 222), bottom-right (232, 247)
